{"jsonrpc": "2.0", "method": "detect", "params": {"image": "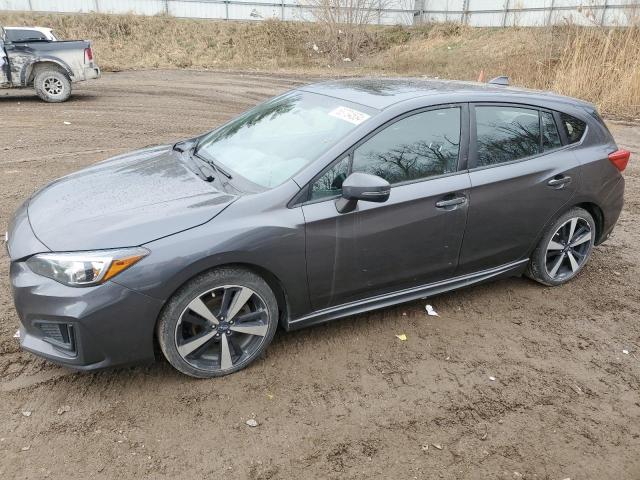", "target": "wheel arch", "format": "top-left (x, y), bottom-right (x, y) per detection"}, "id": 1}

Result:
top-left (574, 201), bottom-right (605, 244)
top-left (154, 262), bottom-right (292, 334)
top-left (25, 59), bottom-right (72, 85)
top-left (230, 262), bottom-right (291, 328)
top-left (528, 200), bottom-right (605, 258)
